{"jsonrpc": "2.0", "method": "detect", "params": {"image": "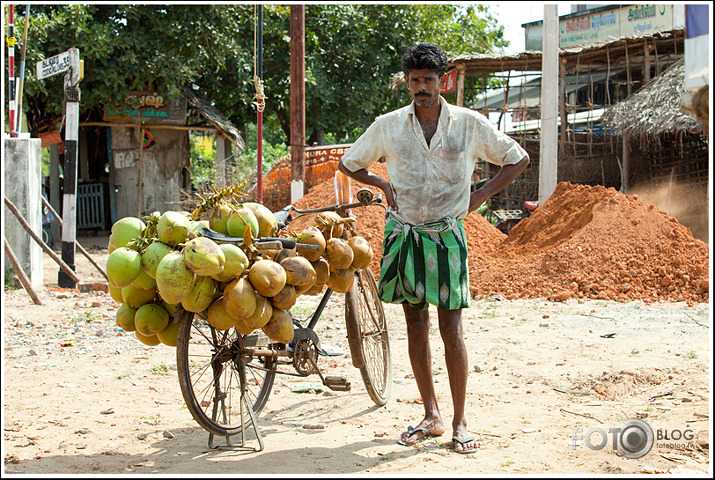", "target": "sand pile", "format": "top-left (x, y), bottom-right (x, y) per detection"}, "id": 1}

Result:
top-left (281, 165), bottom-right (709, 304)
